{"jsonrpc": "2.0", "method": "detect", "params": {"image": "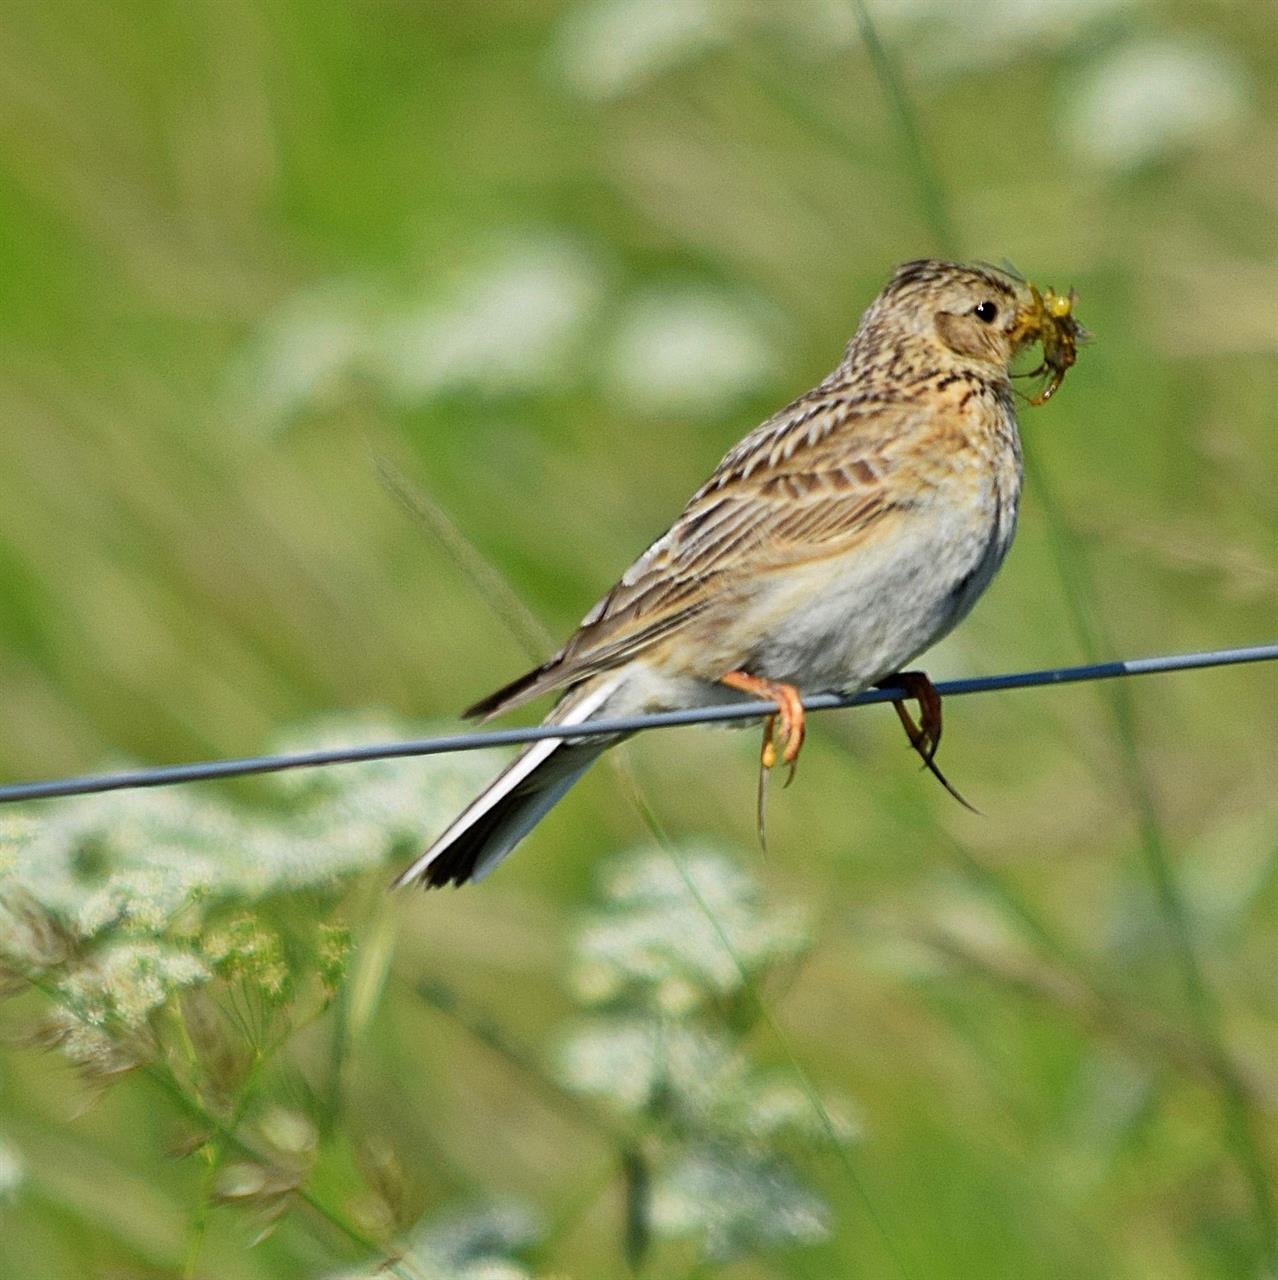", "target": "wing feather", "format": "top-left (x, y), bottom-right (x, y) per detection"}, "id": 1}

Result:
top-left (470, 394), bottom-right (919, 717)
